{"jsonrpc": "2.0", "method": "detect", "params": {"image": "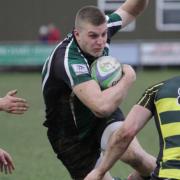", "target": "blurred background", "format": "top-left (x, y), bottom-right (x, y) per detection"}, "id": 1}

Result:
top-left (0, 0), bottom-right (180, 179)
top-left (0, 0), bottom-right (180, 68)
